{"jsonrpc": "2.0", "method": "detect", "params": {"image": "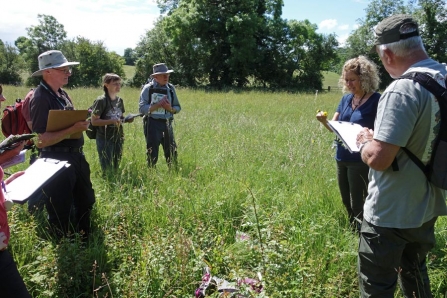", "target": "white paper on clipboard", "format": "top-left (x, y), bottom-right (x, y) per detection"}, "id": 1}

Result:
top-left (4, 158), bottom-right (70, 204)
top-left (327, 120), bottom-right (364, 153)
